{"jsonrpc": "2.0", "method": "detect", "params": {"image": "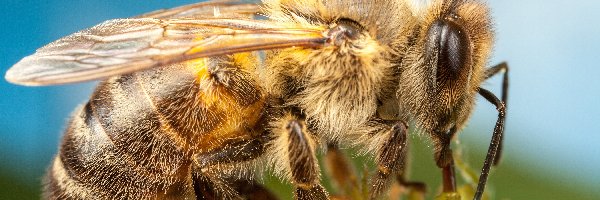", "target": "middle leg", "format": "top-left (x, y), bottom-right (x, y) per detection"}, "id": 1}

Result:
top-left (271, 113), bottom-right (329, 200)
